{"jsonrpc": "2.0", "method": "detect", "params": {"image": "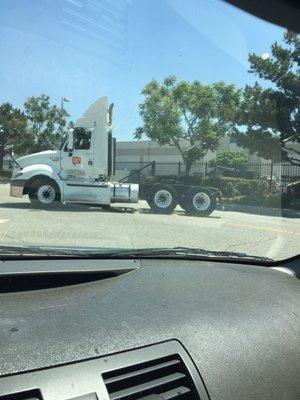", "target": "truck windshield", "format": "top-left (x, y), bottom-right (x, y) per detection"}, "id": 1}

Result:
top-left (59, 134), bottom-right (67, 151)
top-left (0, 0), bottom-right (299, 262)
